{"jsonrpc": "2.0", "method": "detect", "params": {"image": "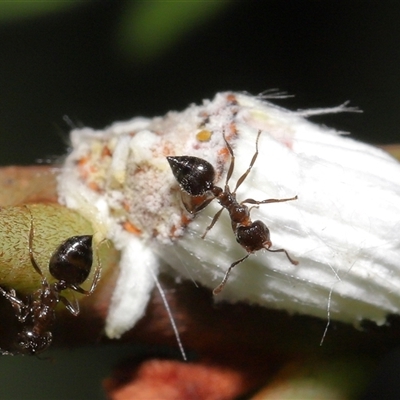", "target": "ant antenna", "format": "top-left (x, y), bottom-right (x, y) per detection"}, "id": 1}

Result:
top-left (25, 206), bottom-right (44, 277)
